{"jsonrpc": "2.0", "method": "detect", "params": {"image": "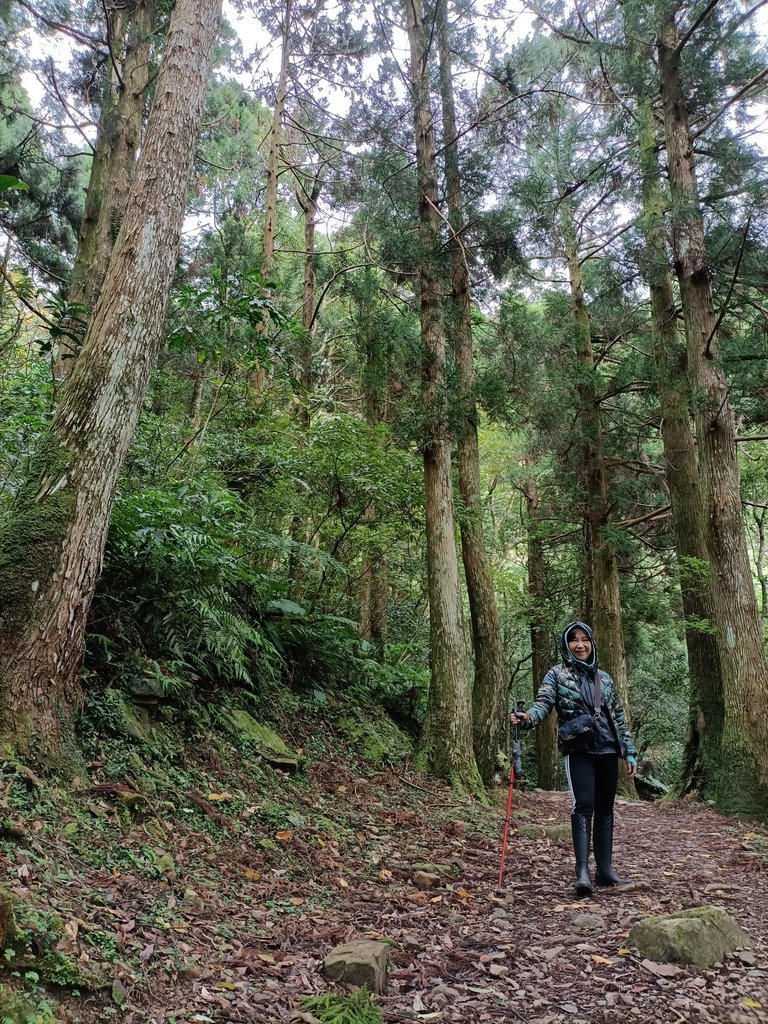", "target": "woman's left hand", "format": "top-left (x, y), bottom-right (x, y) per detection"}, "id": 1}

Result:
top-left (626, 755), bottom-right (638, 778)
